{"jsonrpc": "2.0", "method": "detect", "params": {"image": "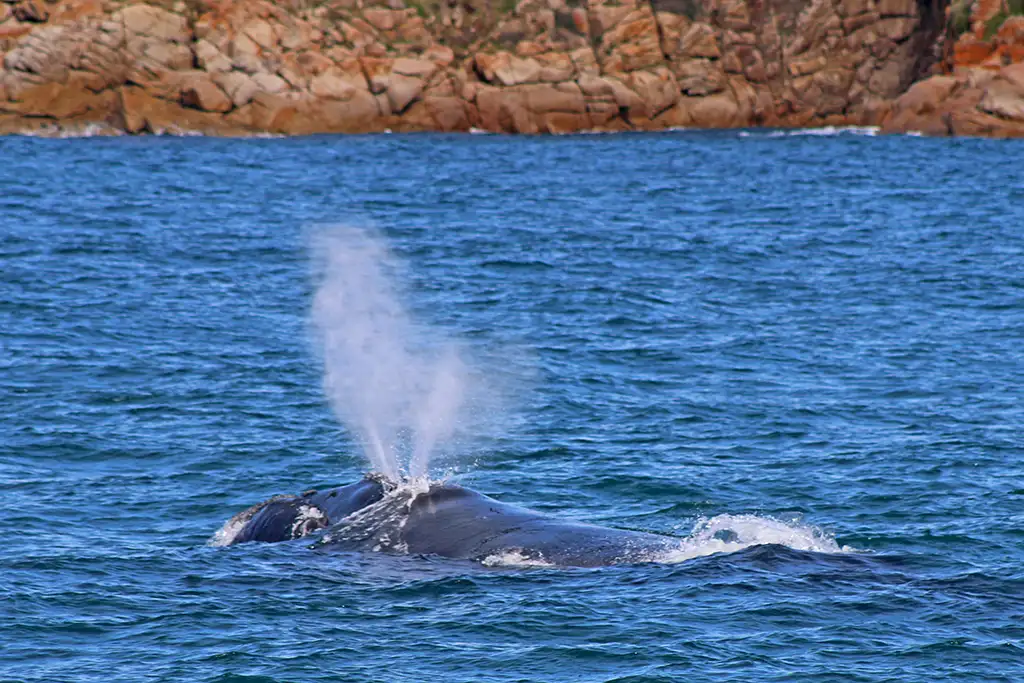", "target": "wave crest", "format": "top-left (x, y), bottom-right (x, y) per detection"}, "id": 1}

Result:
top-left (648, 513), bottom-right (848, 564)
